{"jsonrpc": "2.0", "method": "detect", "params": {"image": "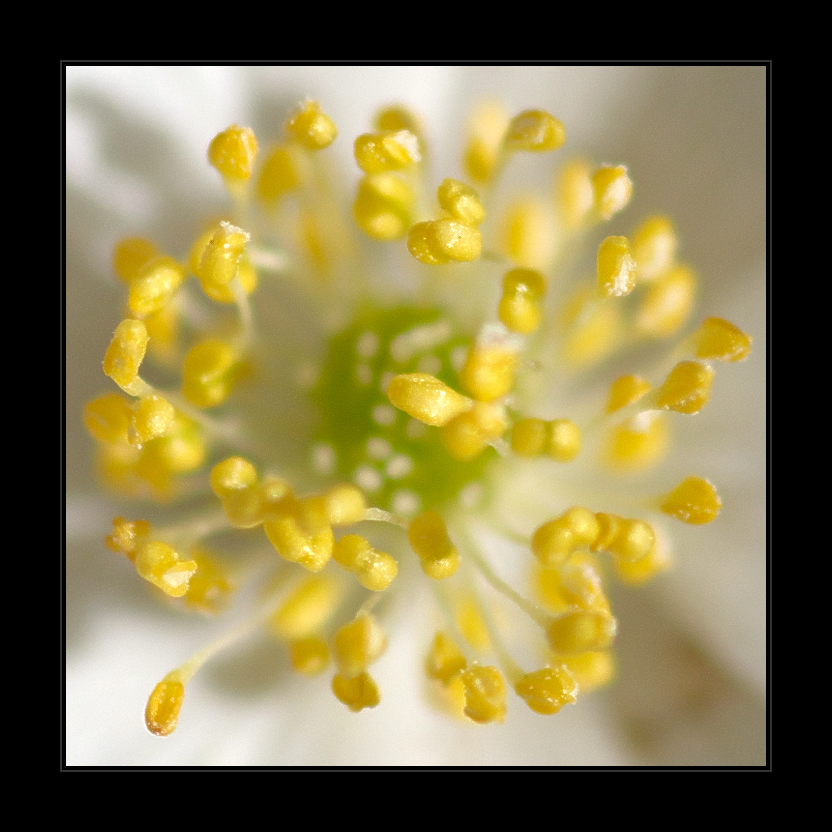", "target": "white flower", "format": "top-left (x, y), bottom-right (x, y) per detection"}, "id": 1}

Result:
top-left (66, 66), bottom-right (766, 766)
